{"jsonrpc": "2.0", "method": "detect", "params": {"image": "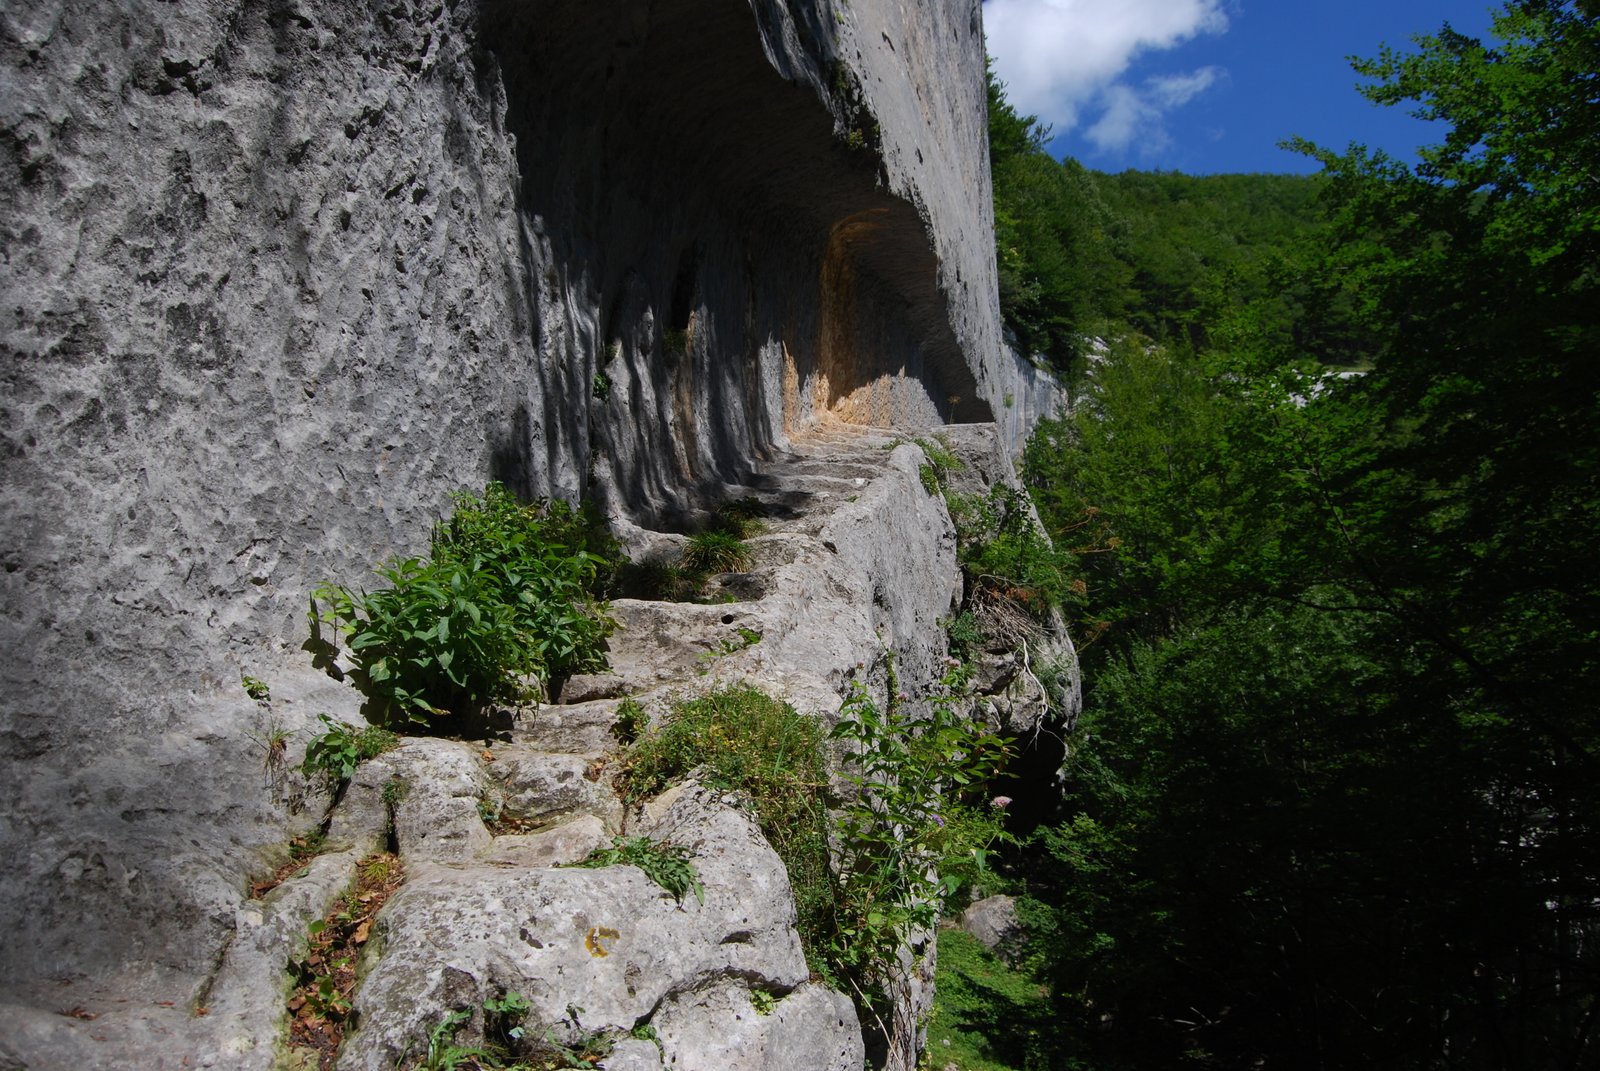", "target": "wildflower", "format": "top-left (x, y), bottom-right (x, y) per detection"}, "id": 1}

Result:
top-left (990, 795), bottom-right (1013, 811)
top-left (931, 813), bottom-right (946, 828)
